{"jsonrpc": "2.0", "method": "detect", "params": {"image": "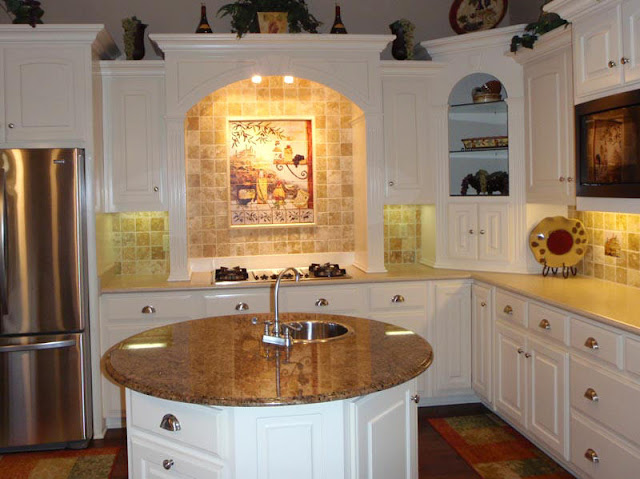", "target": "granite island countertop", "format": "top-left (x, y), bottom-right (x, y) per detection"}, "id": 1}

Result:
top-left (103, 312), bottom-right (433, 407)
